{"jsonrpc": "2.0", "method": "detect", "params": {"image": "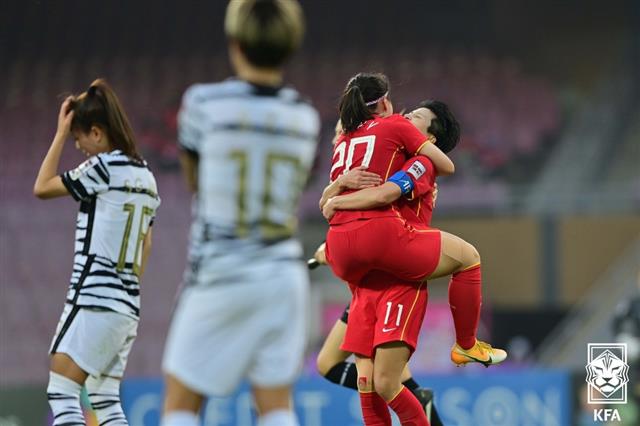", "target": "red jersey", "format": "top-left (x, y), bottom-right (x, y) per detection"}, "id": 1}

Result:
top-left (395, 155), bottom-right (437, 227)
top-left (329, 114), bottom-right (429, 225)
